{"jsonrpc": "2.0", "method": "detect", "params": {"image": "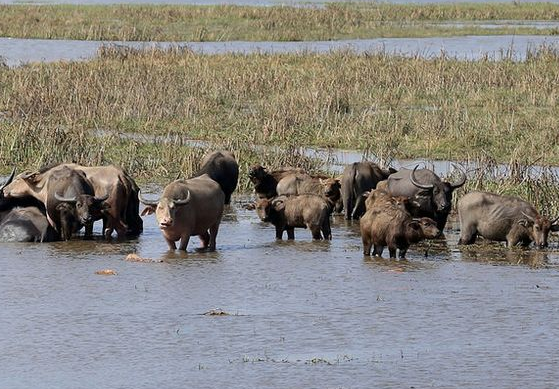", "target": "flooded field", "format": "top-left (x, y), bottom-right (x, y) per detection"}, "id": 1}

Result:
top-left (2, 35), bottom-right (559, 67)
top-left (2, 196), bottom-right (559, 388)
